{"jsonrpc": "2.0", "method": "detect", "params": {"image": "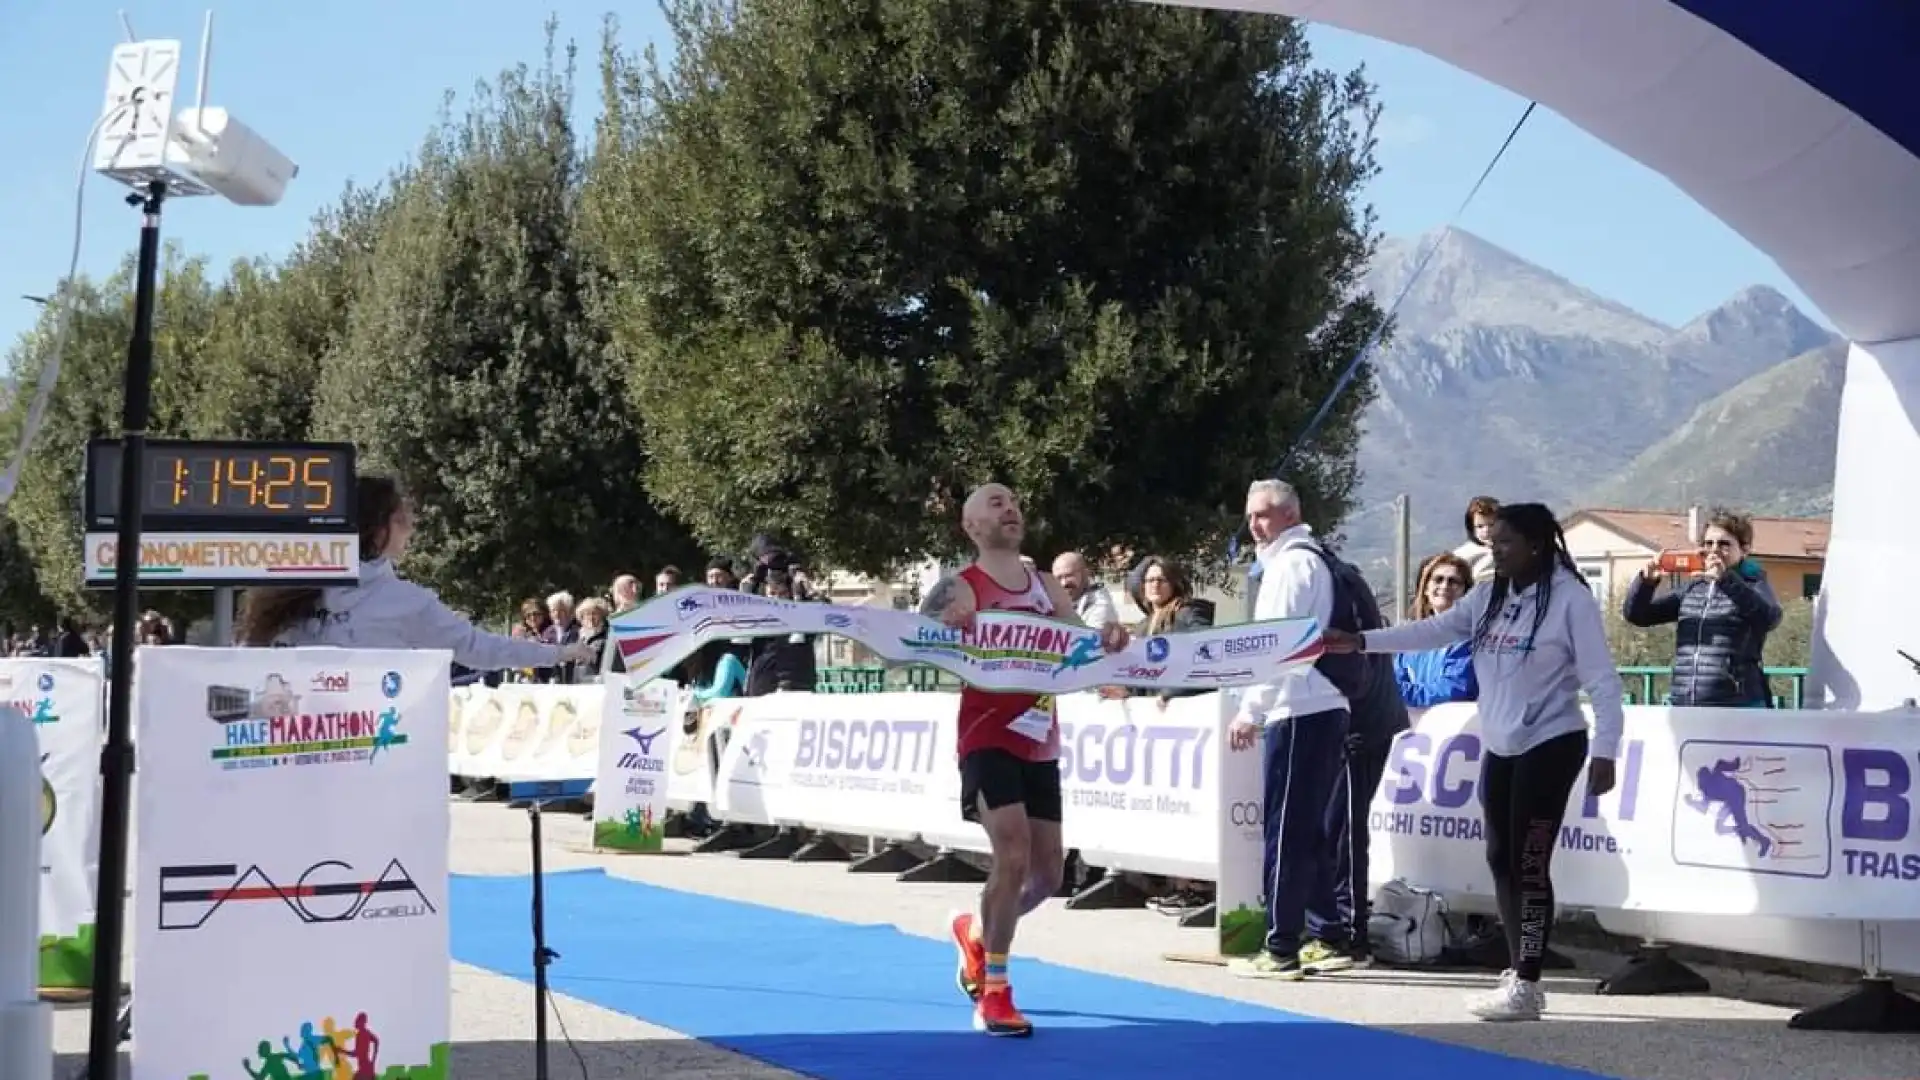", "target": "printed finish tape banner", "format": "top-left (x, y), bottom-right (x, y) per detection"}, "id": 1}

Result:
top-left (612, 586), bottom-right (1321, 694)
top-left (593, 678), bottom-right (680, 852)
top-left (1, 658), bottom-right (105, 989)
top-left (1367, 703), bottom-right (1920, 921)
top-left (133, 648), bottom-right (452, 1080)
